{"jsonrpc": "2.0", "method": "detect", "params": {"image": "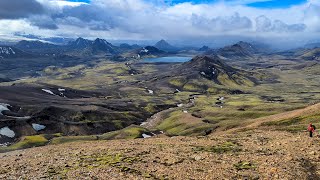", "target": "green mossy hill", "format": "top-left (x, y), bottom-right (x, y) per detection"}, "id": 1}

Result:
top-left (158, 55), bottom-right (256, 93)
top-left (99, 125), bottom-right (150, 140)
top-left (0, 134), bottom-right (61, 153)
top-left (157, 111), bottom-right (216, 136)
